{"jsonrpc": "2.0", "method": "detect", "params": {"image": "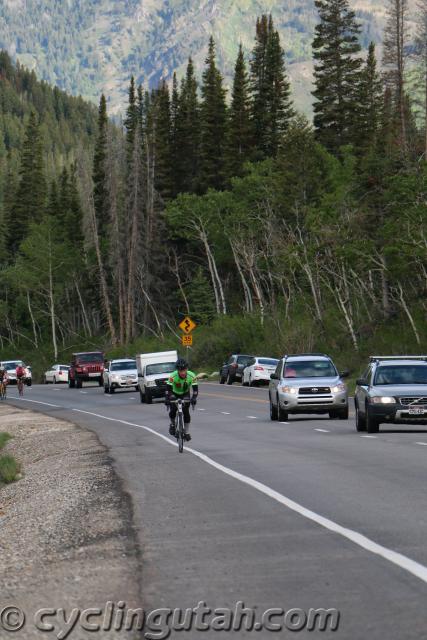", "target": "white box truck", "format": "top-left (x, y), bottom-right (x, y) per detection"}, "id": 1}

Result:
top-left (136, 350), bottom-right (178, 404)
